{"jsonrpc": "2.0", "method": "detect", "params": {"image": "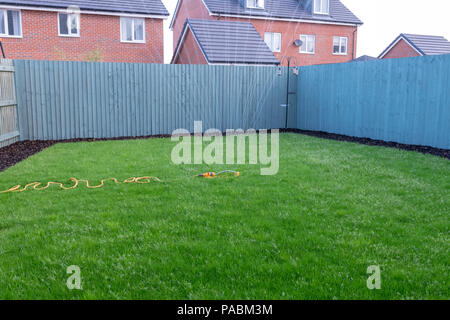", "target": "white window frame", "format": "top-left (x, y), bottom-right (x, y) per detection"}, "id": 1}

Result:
top-left (299, 34), bottom-right (315, 54)
top-left (264, 32), bottom-right (281, 53)
top-left (120, 17), bottom-right (146, 44)
top-left (313, 0), bottom-right (330, 15)
top-left (58, 12), bottom-right (80, 37)
top-left (333, 36), bottom-right (348, 55)
top-left (246, 0), bottom-right (265, 9)
top-left (0, 9), bottom-right (22, 38)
